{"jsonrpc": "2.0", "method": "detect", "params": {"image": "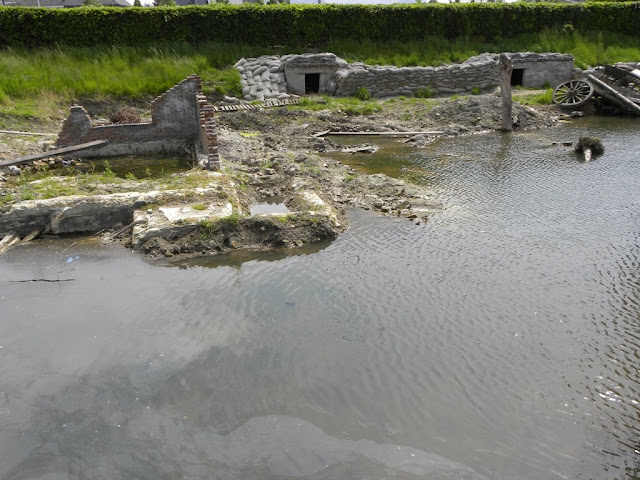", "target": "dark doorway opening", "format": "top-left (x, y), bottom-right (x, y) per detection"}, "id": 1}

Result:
top-left (305, 73), bottom-right (320, 94)
top-left (511, 68), bottom-right (525, 86)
